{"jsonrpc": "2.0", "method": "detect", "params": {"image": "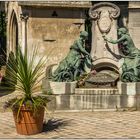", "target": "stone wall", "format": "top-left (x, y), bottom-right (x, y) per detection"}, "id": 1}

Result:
top-left (6, 2), bottom-right (22, 54)
top-left (25, 7), bottom-right (86, 66)
top-left (128, 2), bottom-right (140, 49)
top-left (6, 1), bottom-right (90, 67)
top-left (18, 1), bottom-right (91, 8)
